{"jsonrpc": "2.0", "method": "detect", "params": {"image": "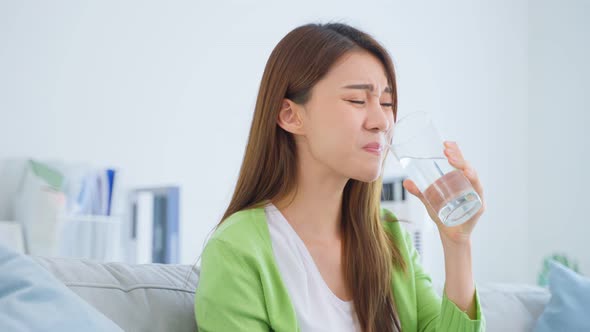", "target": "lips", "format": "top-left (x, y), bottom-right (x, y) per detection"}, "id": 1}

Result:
top-left (363, 142), bottom-right (383, 155)
top-left (363, 142), bottom-right (382, 150)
